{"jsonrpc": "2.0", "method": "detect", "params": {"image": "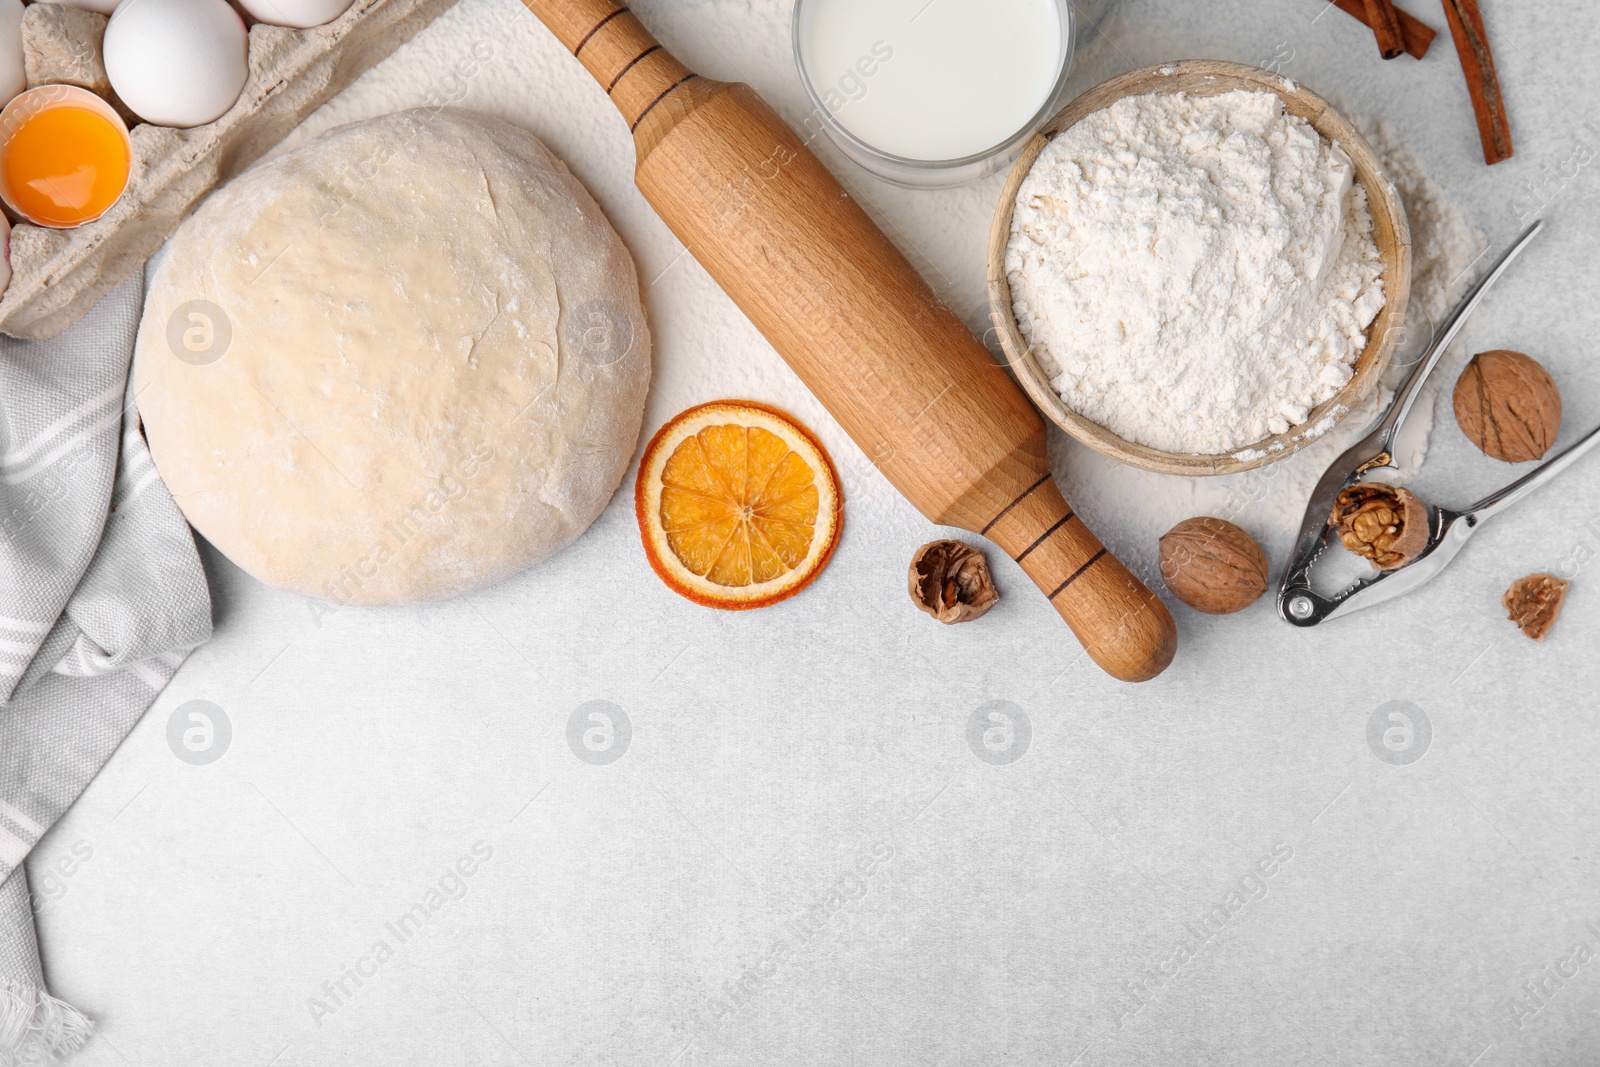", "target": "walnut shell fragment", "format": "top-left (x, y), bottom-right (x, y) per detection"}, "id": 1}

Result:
top-left (1453, 350), bottom-right (1562, 462)
top-left (909, 540), bottom-right (999, 624)
top-left (1503, 572), bottom-right (1569, 641)
top-left (1158, 517), bottom-right (1269, 614)
top-left (1330, 483), bottom-right (1430, 571)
